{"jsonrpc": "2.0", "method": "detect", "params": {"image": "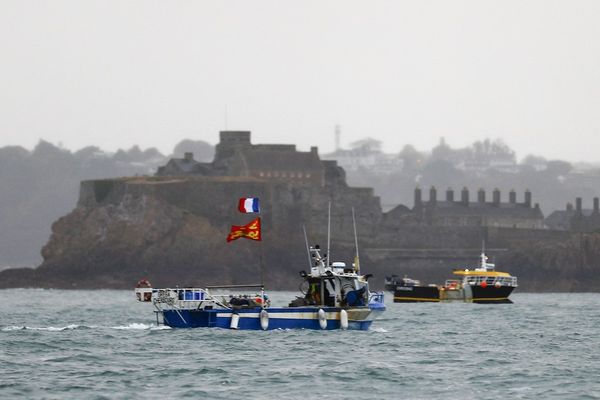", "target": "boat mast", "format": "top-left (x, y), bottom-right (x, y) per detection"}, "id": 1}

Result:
top-left (480, 239), bottom-right (486, 270)
top-left (302, 225), bottom-right (312, 269)
top-left (352, 207), bottom-right (360, 273)
top-left (326, 201), bottom-right (331, 268)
